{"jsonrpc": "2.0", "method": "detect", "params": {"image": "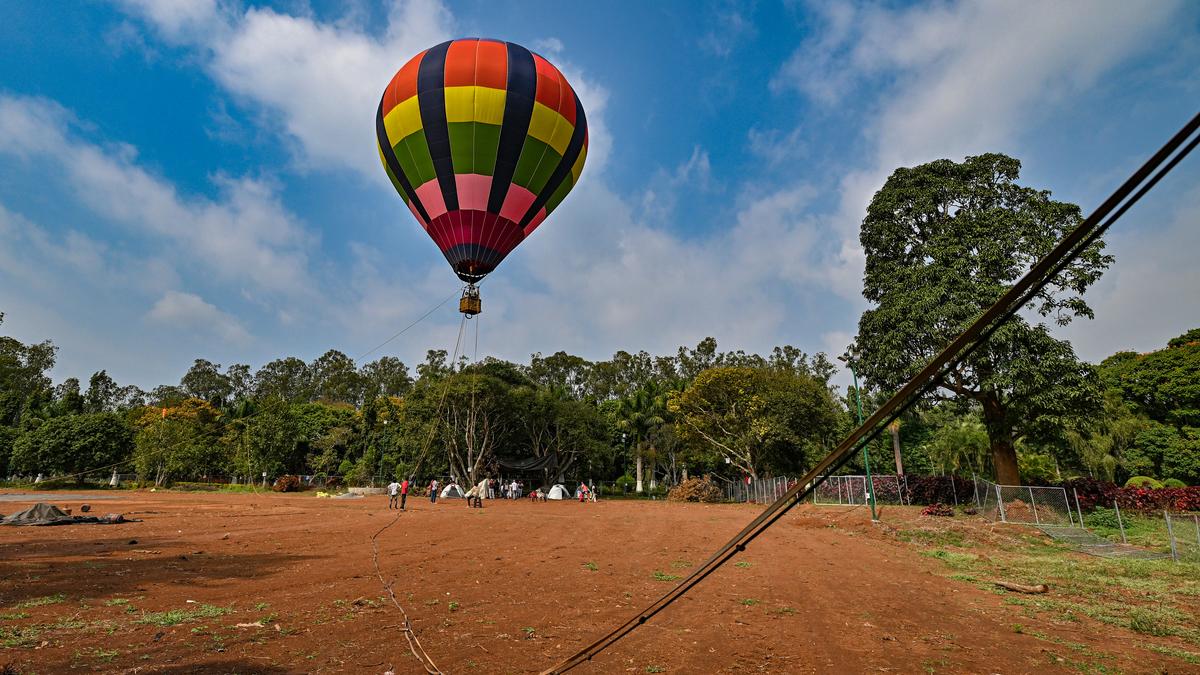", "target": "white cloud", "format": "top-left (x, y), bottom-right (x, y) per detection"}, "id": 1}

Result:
top-left (1058, 184), bottom-right (1200, 361)
top-left (0, 94), bottom-right (316, 297)
top-left (148, 290), bottom-right (251, 344)
top-left (639, 146), bottom-right (712, 224)
top-left (773, 0), bottom-right (1184, 298)
top-left (120, 0), bottom-right (453, 178)
top-left (534, 37), bottom-right (564, 56)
